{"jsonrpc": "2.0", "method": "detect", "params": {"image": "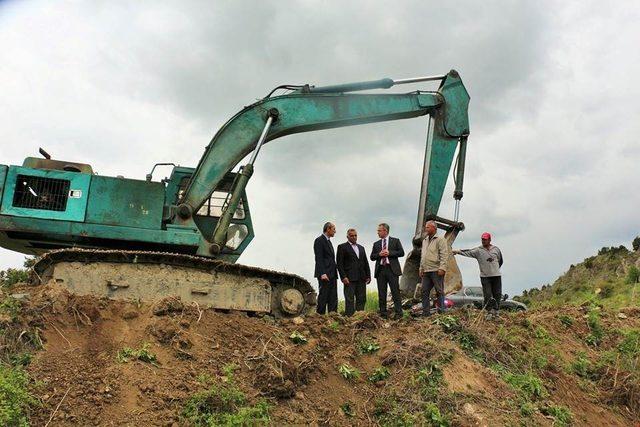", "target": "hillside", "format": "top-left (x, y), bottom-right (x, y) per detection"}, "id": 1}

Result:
top-left (1, 278), bottom-right (639, 426)
top-left (518, 243), bottom-right (640, 310)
